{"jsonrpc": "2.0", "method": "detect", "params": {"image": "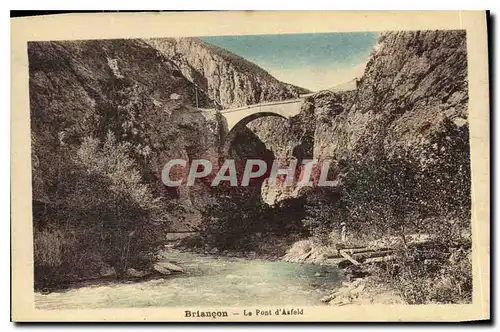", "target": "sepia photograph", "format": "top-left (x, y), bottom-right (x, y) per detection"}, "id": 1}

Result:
top-left (11, 11), bottom-right (490, 322)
